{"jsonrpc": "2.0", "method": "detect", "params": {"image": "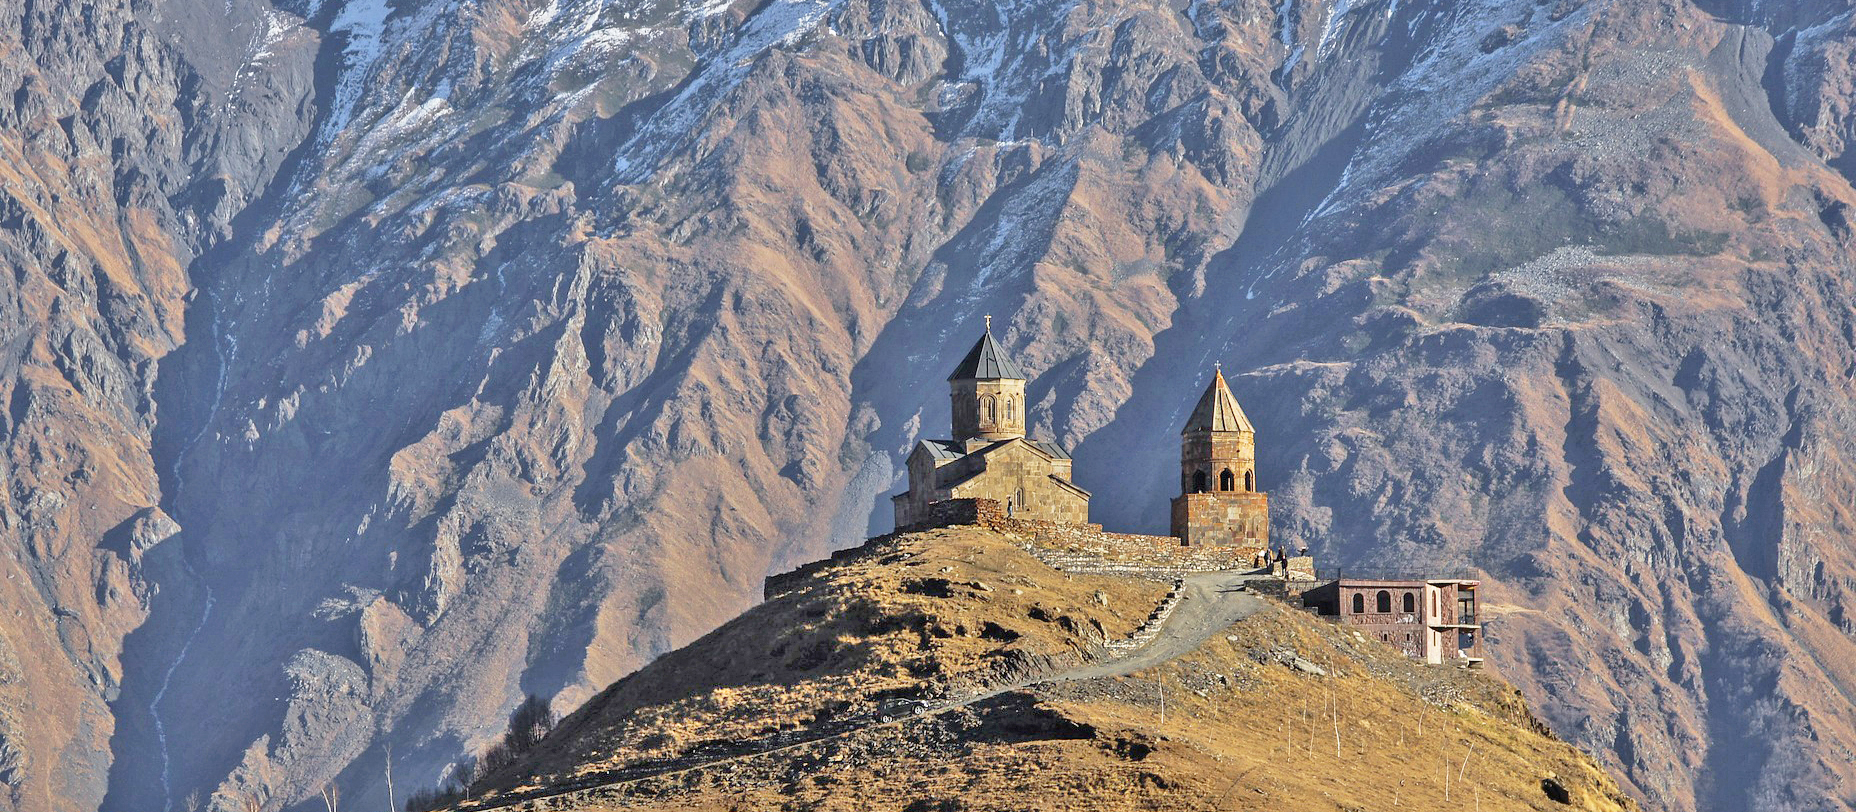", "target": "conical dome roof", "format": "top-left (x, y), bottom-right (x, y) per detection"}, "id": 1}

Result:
top-left (1183, 369), bottom-right (1253, 433)
top-left (947, 327), bottom-right (1026, 381)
